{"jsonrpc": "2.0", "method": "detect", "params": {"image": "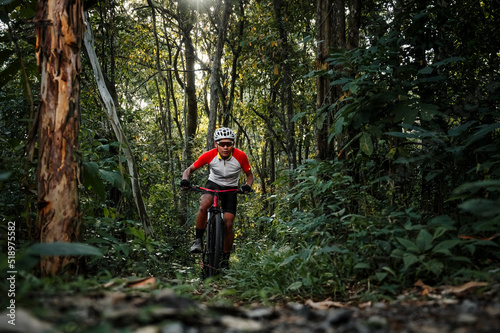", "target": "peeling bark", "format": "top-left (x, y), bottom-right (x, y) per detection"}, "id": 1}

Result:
top-left (34, 0), bottom-right (84, 276)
